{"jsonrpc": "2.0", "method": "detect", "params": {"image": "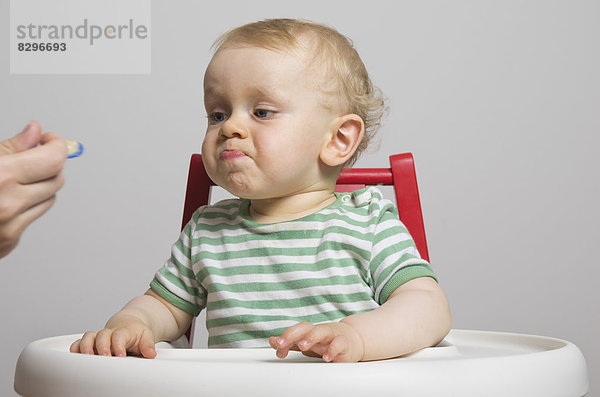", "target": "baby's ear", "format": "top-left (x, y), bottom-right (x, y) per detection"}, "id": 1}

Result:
top-left (320, 114), bottom-right (364, 167)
